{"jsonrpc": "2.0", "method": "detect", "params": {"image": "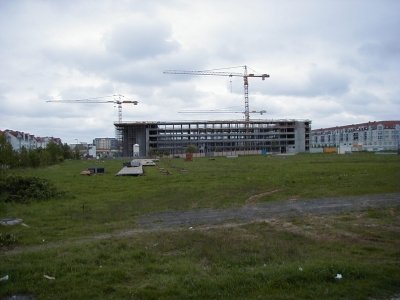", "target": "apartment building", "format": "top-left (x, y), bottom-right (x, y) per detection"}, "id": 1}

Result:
top-left (311, 121), bottom-right (400, 152)
top-left (1, 130), bottom-right (62, 151)
top-left (92, 137), bottom-right (119, 157)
